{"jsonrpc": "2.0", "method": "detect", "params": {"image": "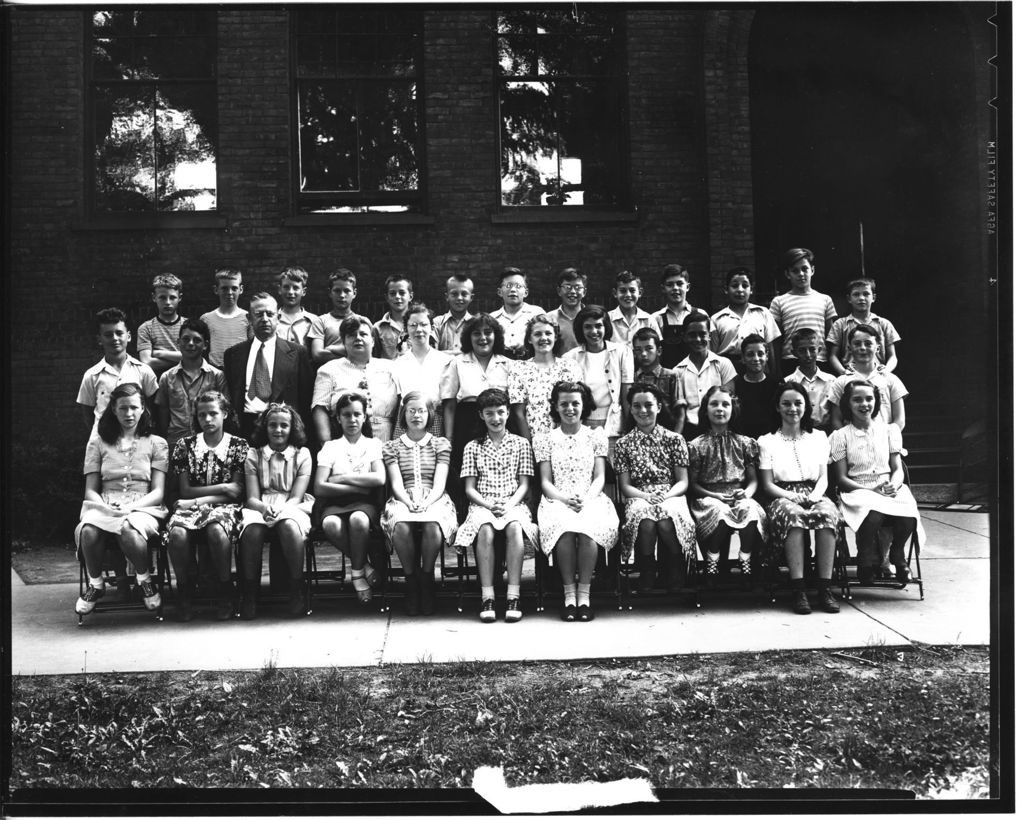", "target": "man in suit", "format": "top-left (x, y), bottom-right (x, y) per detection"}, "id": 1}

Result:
top-left (223, 292), bottom-right (314, 441)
